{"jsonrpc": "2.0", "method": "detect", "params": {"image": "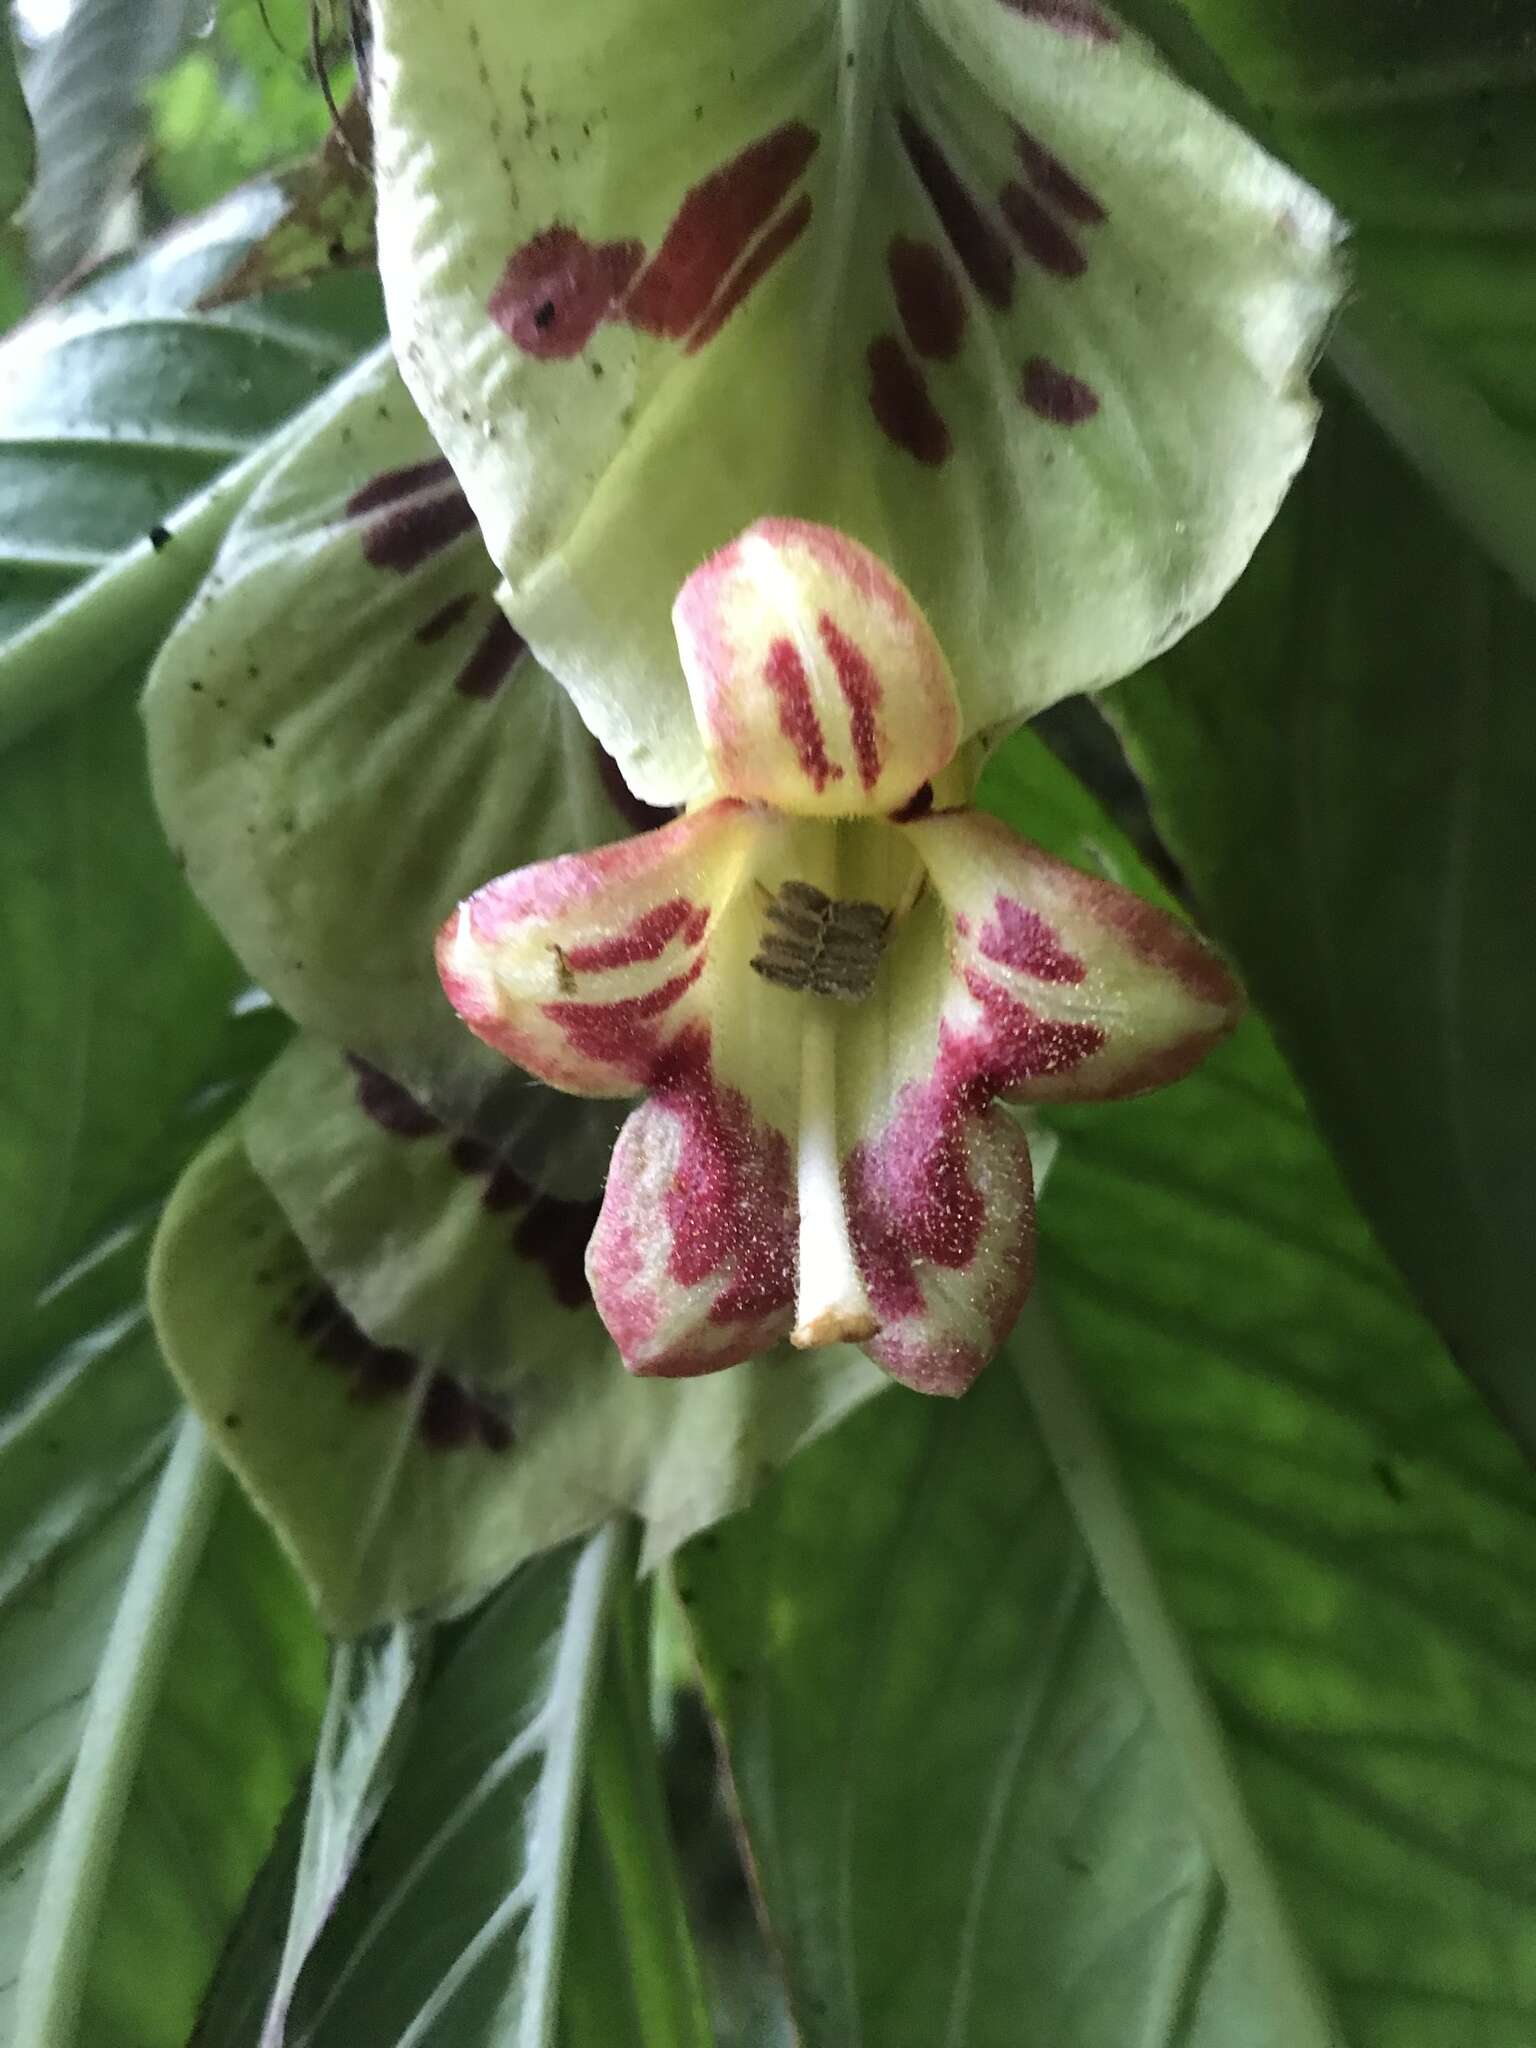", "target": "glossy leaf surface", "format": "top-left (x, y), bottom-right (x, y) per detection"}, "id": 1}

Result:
top-left (677, 726), bottom-right (1536, 2047)
top-left (1107, 390), bottom-right (1536, 1452)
